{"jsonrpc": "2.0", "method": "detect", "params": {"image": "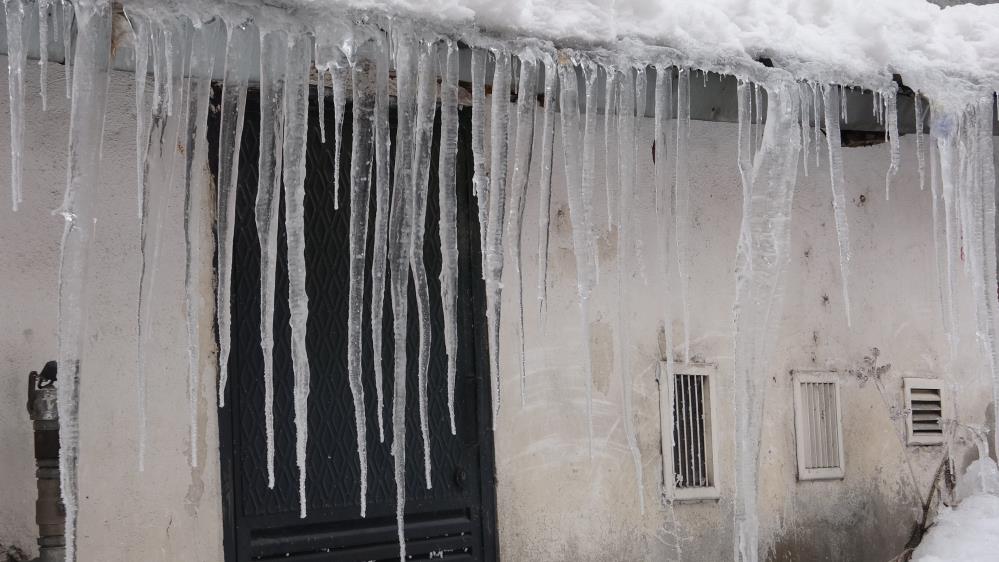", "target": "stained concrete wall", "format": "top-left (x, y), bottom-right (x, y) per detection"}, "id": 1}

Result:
top-left (0, 55), bottom-right (995, 562)
top-left (492, 109), bottom-right (997, 561)
top-left (0, 61), bottom-right (223, 561)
